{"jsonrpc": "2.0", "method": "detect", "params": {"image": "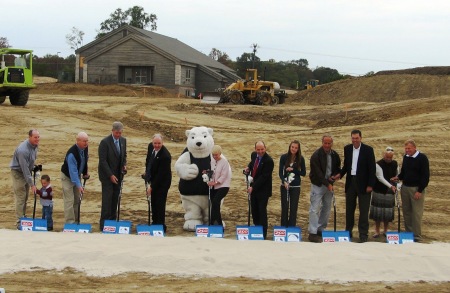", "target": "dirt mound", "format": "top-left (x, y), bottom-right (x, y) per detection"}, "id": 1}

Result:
top-left (34, 76), bottom-right (58, 84)
top-left (32, 82), bottom-right (172, 97)
top-left (289, 74), bottom-right (450, 105)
